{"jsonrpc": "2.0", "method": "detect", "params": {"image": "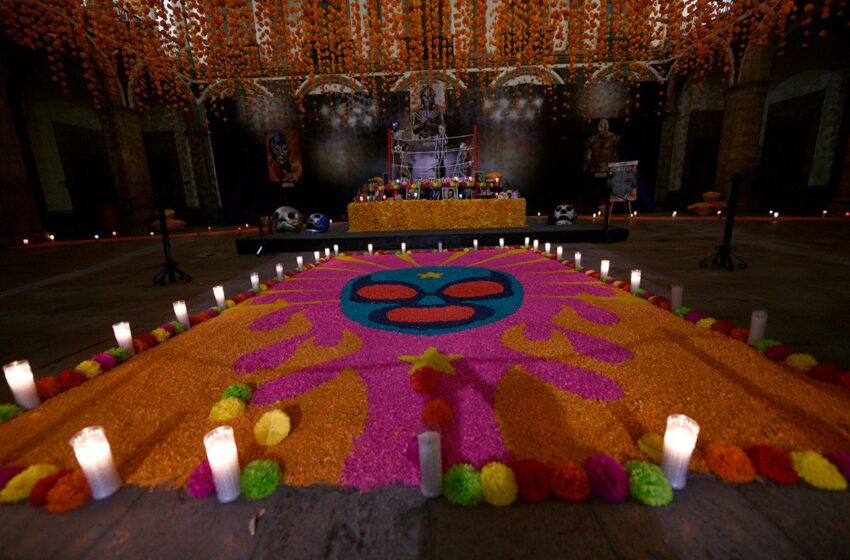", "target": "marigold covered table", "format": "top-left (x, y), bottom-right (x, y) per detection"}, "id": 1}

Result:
top-left (346, 199), bottom-right (527, 232)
